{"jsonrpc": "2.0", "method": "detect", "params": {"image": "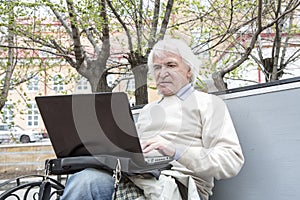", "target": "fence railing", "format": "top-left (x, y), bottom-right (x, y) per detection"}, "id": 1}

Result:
top-left (0, 142), bottom-right (55, 176)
